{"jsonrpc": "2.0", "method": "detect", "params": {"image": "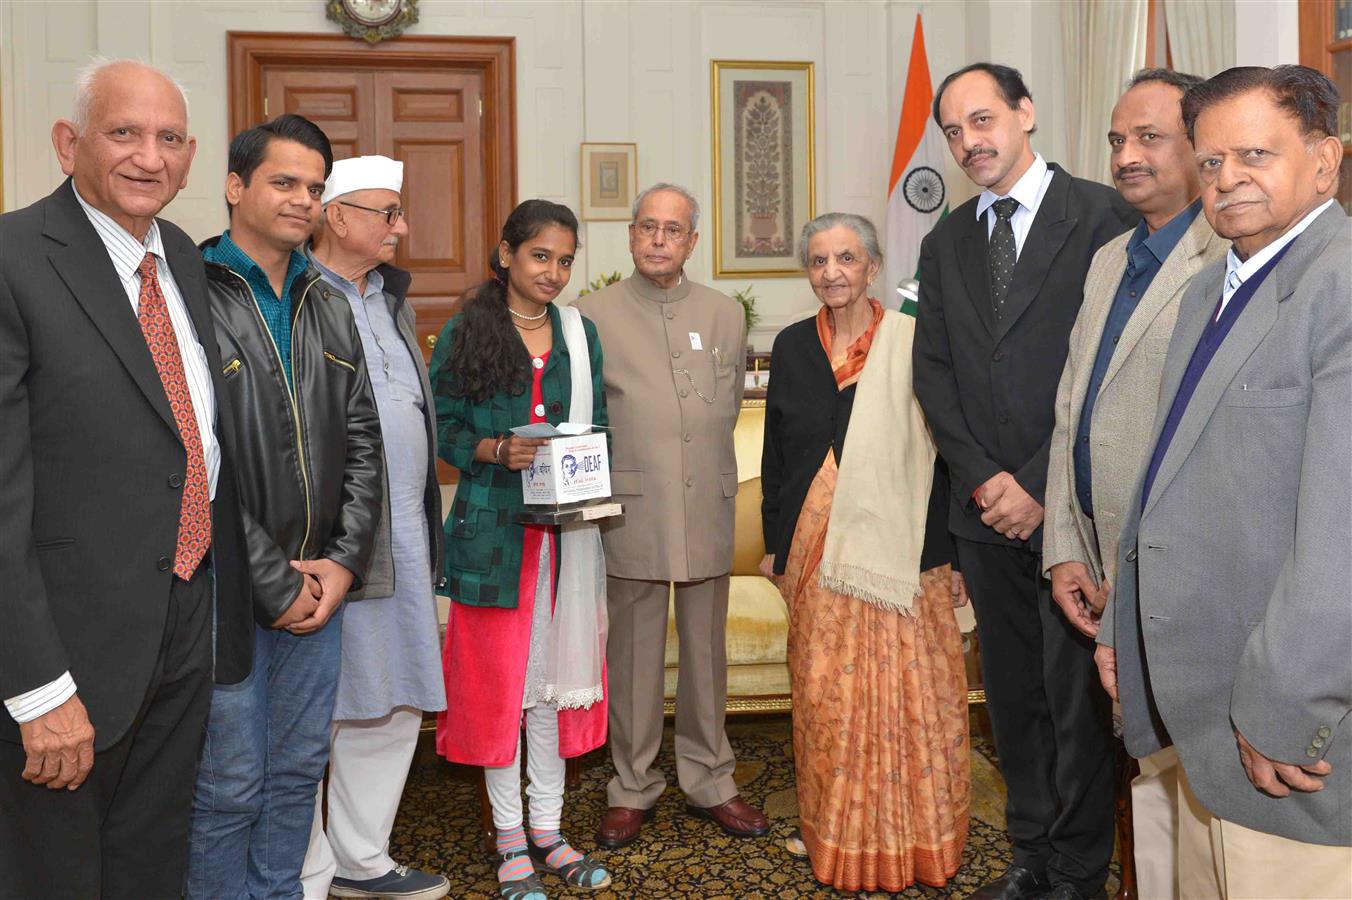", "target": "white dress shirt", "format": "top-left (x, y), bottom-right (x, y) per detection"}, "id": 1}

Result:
top-left (975, 152), bottom-right (1054, 260)
top-left (1218, 198), bottom-right (1335, 318)
top-left (4, 189), bottom-right (221, 726)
